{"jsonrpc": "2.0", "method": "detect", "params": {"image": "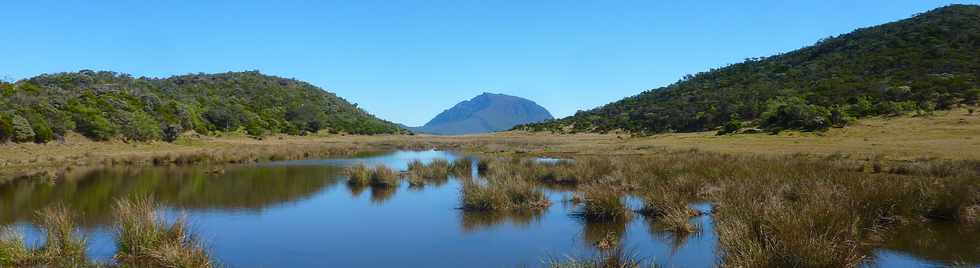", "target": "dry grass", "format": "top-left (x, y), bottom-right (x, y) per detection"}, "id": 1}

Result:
top-left (476, 151), bottom-right (979, 267)
top-left (460, 175), bottom-right (551, 211)
top-left (571, 184), bottom-right (631, 222)
top-left (546, 248), bottom-right (649, 268)
top-left (113, 198), bottom-right (212, 268)
top-left (346, 164), bottom-right (399, 188)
